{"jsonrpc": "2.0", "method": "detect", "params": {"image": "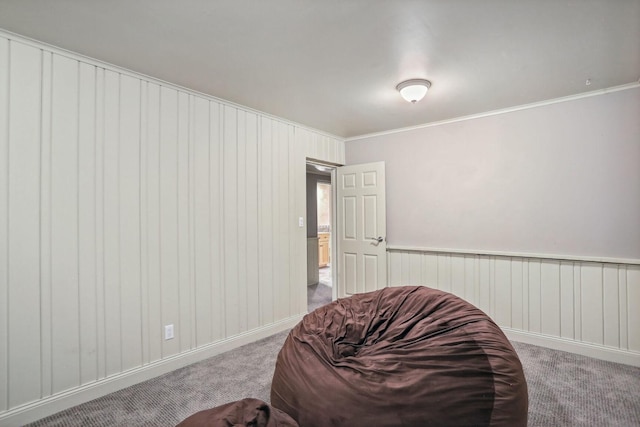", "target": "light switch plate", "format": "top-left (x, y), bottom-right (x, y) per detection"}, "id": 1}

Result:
top-left (298, 217), bottom-right (304, 227)
top-left (164, 324), bottom-right (174, 340)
